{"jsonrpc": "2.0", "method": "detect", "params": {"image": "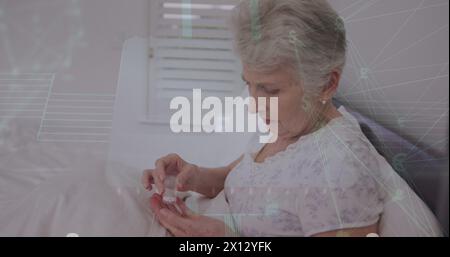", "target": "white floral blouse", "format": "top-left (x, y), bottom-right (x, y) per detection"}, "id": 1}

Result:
top-left (224, 106), bottom-right (386, 236)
